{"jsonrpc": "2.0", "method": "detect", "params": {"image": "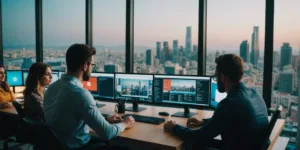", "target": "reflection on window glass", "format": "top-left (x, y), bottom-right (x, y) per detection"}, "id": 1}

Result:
top-left (207, 0), bottom-right (265, 95)
top-left (272, 0), bottom-right (300, 149)
top-left (93, 0), bottom-right (125, 73)
top-left (134, 0), bottom-right (198, 75)
top-left (2, 0), bottom-right (36, 70)
top-left (43, 0), bottom-right (85, 71)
